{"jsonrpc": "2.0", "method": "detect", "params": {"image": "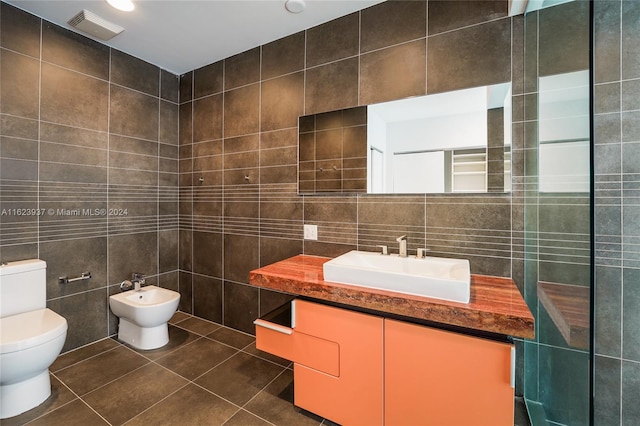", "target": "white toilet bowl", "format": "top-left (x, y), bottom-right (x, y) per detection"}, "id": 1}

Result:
top-left (0, 308), bottom-right (68, 419)
top-left (109, 285), bottom-right (180, 350)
